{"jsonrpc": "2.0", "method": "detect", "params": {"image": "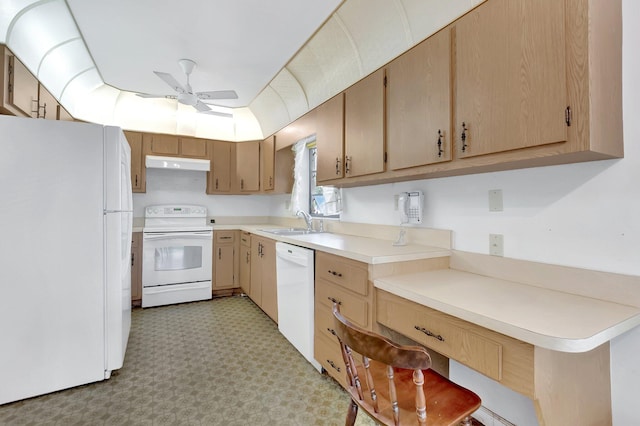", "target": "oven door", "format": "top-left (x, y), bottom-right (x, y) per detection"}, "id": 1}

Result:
top-left (142, 230), bottom-right (213, 287)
